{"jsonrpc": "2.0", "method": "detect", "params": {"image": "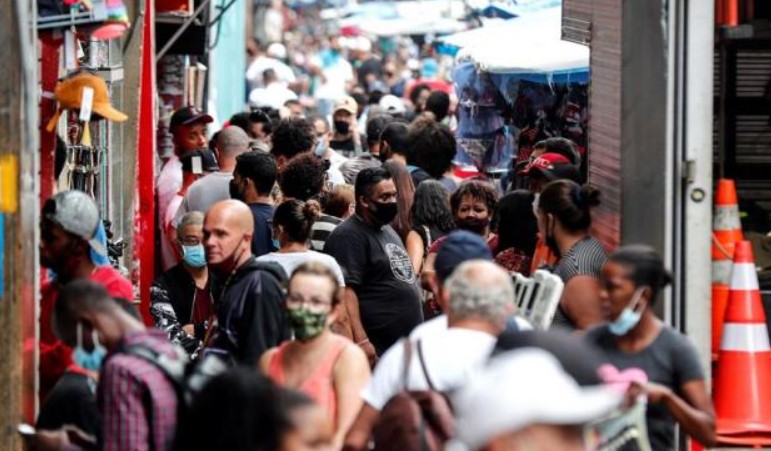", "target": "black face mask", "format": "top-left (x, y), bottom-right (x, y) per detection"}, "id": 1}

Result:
top-left (229, 179), bottom-right (244, 202)
top-left (456, 216), bottom-right (490, 236)
top-left (333, 120), bottom-right (350, 135)
top-left (369, 201), bottom-right (398, 226)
